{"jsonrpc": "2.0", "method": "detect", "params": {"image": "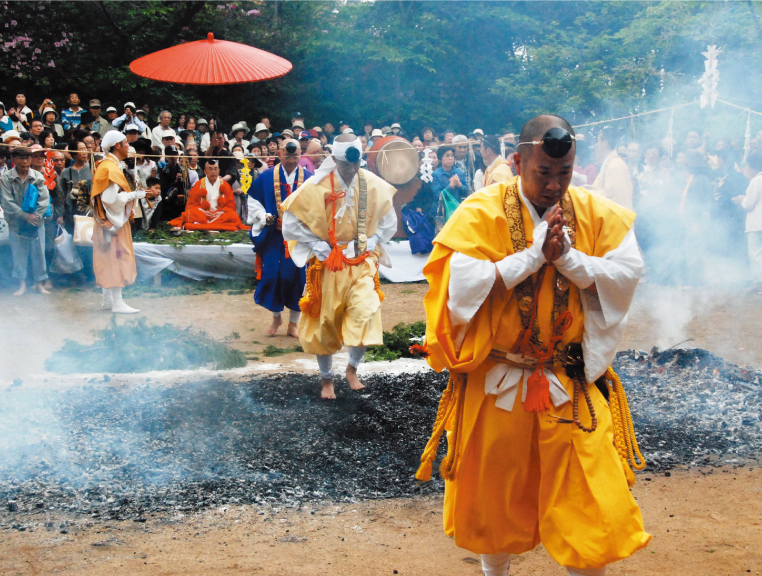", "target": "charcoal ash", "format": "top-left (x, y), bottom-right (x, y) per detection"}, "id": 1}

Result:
top-left (615, 348), bottom-right (762, 470)
top-left (1, 348), bottom-right (760, 526)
